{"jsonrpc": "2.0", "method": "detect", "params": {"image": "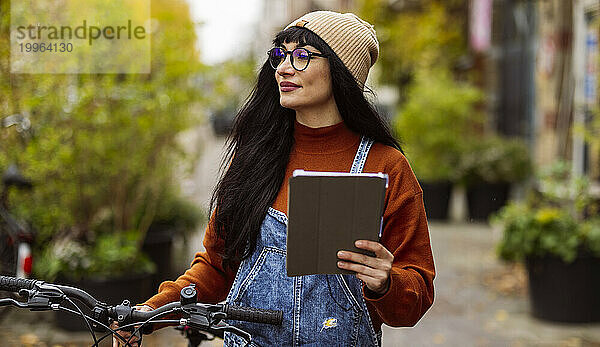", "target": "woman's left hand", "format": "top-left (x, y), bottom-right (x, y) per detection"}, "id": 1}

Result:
top-left (337, 240), bottom-right (394, 295)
